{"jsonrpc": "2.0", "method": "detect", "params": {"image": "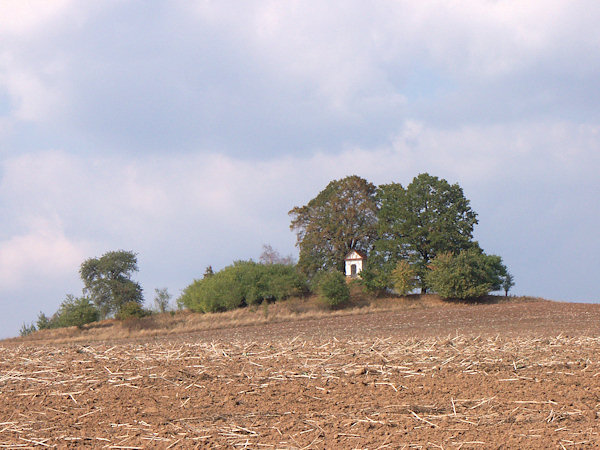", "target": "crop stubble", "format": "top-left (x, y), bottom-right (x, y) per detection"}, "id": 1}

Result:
top-left (1, 300), bottom-right (600, 448)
